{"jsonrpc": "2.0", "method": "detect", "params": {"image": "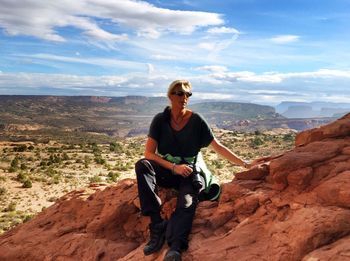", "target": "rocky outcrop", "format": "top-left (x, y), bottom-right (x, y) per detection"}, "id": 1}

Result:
top-left (295, 113), bottom-right (350, 146)
top-left (1, 114), bottom-right (350, 261)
